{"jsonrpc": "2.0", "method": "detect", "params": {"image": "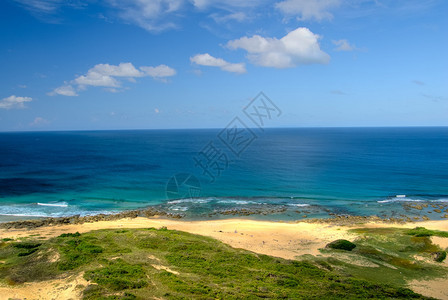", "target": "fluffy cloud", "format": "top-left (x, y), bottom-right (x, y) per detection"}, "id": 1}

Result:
top-left (49, 85), bottom-right (78, 96)
top-left (140, 64), bottom-right (177, 78)
top-left (73, 63), bottom-right (143, 88)
top-left (87, 62), bottom-right (143, 77)
top-left (227, 27), bottom-right (330, 68)
top-left (190, 53), bottom-right (246, 73)
top-left (50, 62), bottom-right (176, 96)
top-left (0, 95), bottom-right (32, 109)
top-left (74, 74), bottom-right (119, 88)
top-left (332, 39), bottom-right (356, 51)
top-left (275, 0), bottom-right (340, 21)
